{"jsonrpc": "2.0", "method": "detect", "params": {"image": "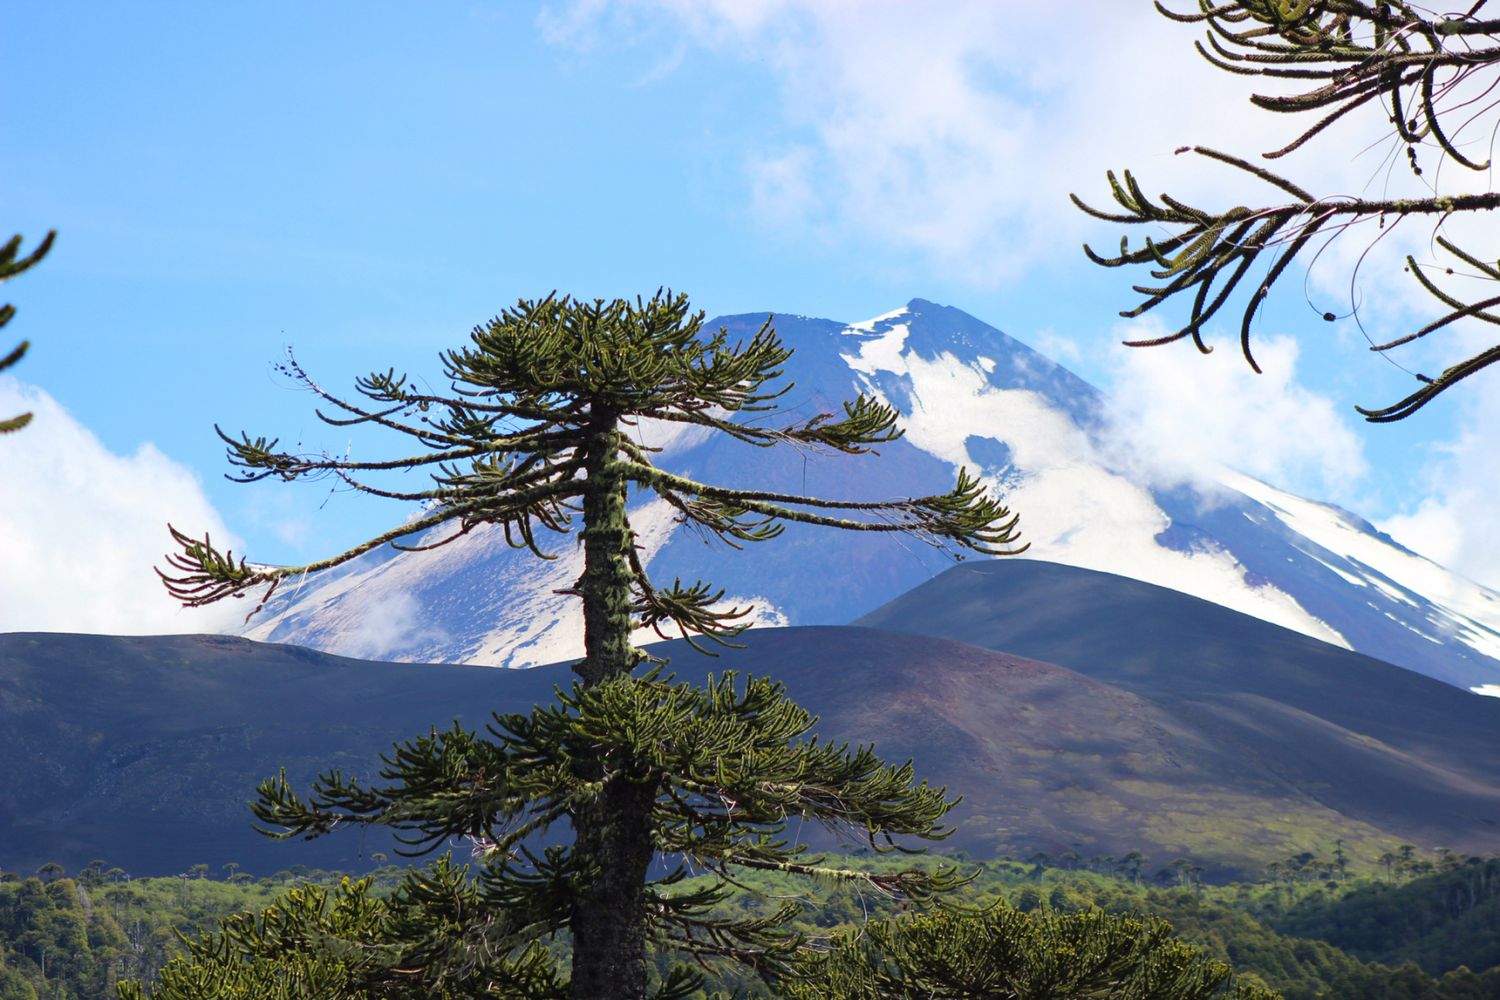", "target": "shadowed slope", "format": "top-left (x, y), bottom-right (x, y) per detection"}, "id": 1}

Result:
top-left (855, 560), bottom-right (1500, 857)
top-left (652, 627), bottom-right (1416, 872)
top-left (7, 622), bottom-right (1498, 878)
top-left (0, 633), bottom-right (551, 876)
